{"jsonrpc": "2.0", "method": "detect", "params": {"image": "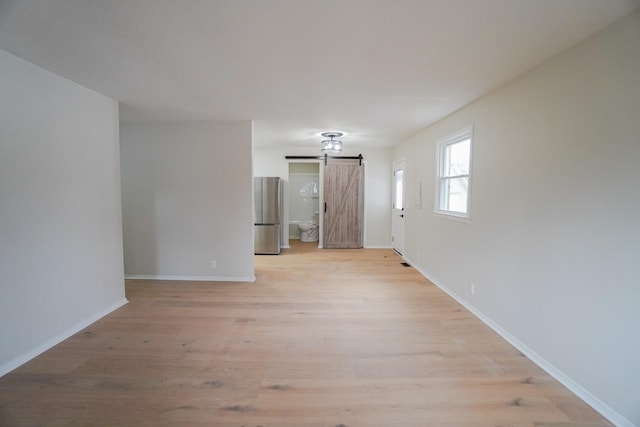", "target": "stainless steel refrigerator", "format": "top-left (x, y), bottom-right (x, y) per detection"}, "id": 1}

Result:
top-left (254, 177), bottom-right (281, 254)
